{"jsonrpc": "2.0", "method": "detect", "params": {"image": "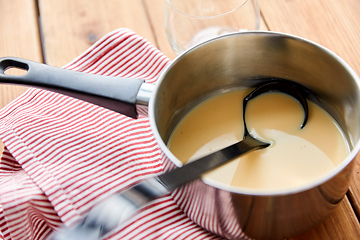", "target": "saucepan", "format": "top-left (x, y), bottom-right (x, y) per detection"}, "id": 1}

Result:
top-left (1, 31), bottom-right (360, 240)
